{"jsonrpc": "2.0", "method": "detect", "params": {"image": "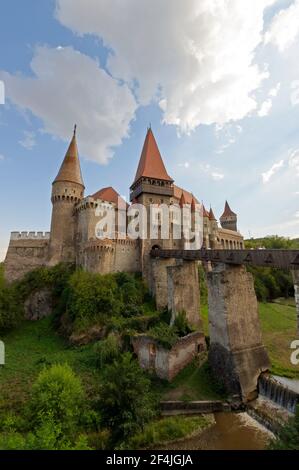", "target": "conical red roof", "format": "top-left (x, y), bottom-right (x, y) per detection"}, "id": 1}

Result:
top-left (92, 186), bottom-right (127, 207)
top-left (209, 207), bottom-right (217, 221)
top-left (191, 196), bottom-right (196, 212)
top-left (220, 201), bottom-right (236, 218)
top-left (54, 126), bottom-right (84, 187)
top-left (179, 192), bottom-right (187, 208)
top-left (133, 128), bottom-right (173, 183)
top-left (202, 204), bottom-right (210, 218)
